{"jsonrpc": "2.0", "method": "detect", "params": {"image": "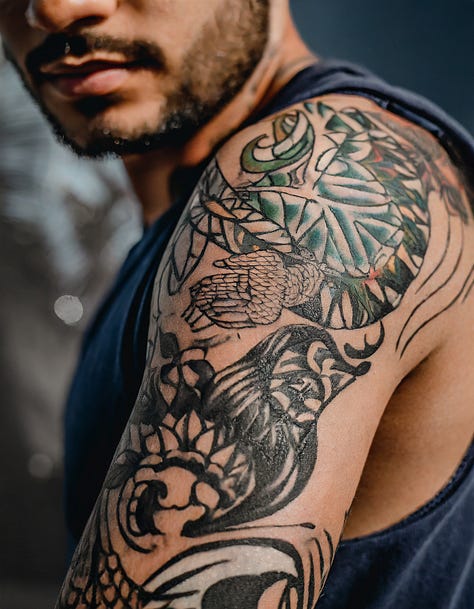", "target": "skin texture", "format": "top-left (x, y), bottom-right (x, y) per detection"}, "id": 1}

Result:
top-left (1, 1), bottom-right (473, 607)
